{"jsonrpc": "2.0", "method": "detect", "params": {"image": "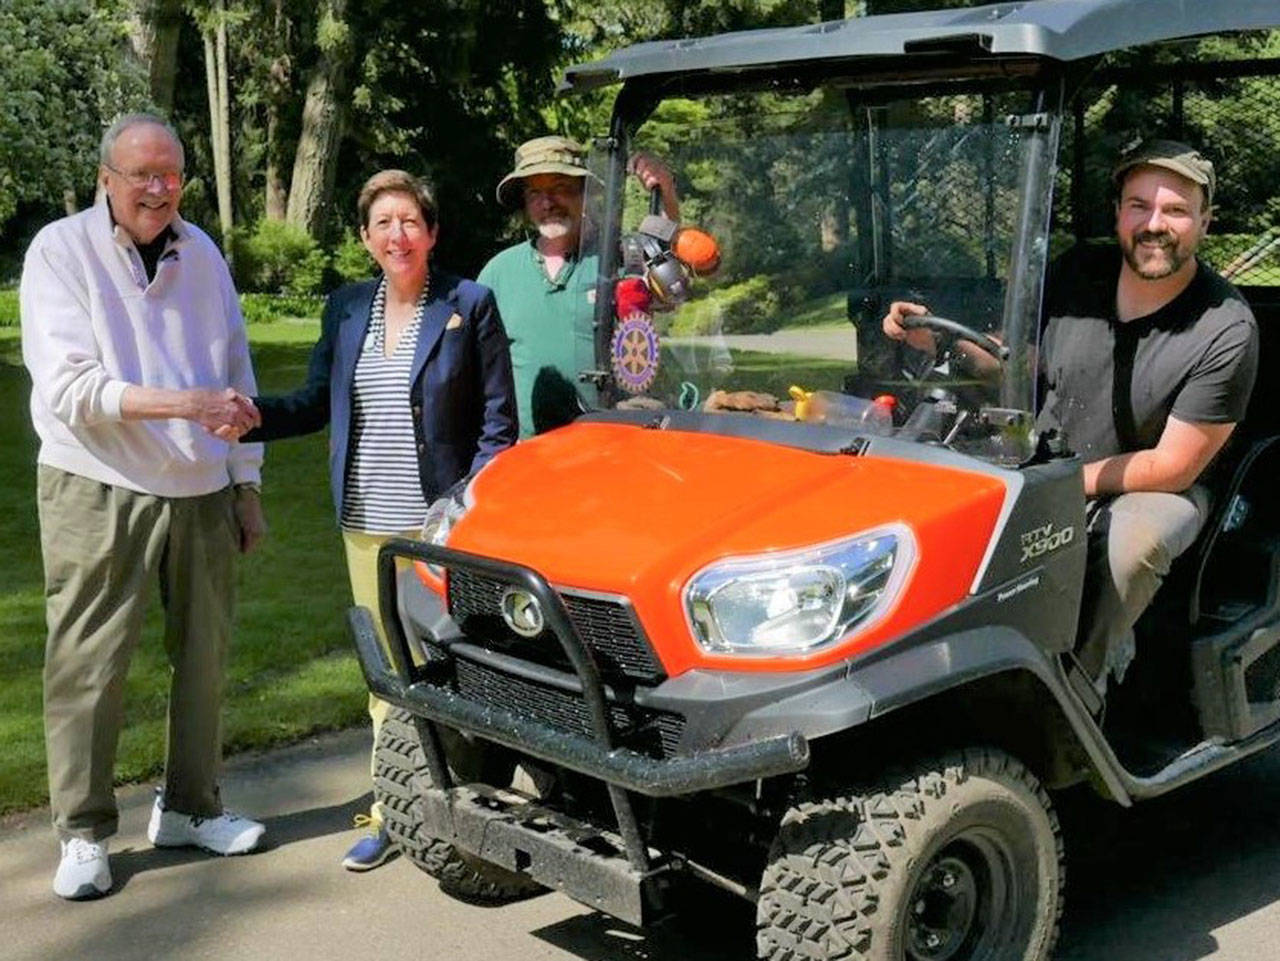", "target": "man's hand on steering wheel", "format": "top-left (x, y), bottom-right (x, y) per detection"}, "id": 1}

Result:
top-left (882, 301), bottom-right (939, 354)
top-left (881, 300), bottom-right (1008, 365)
